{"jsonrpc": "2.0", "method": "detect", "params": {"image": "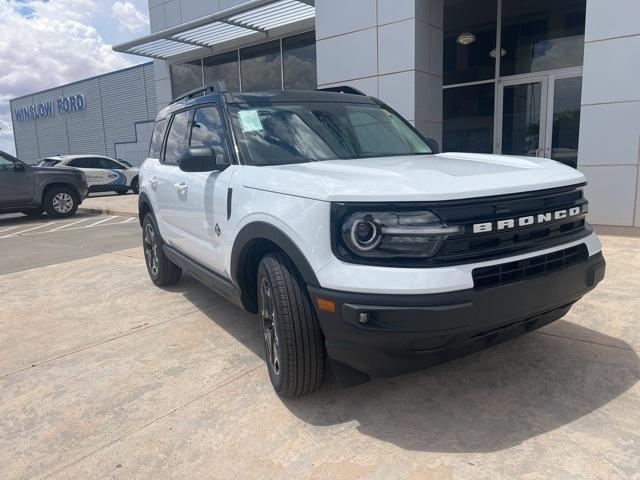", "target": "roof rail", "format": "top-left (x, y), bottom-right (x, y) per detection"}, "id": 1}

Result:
top-left (171, 85), bottom-right (218, 103)
top-left (318, 86), bottom-right (366, 96)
